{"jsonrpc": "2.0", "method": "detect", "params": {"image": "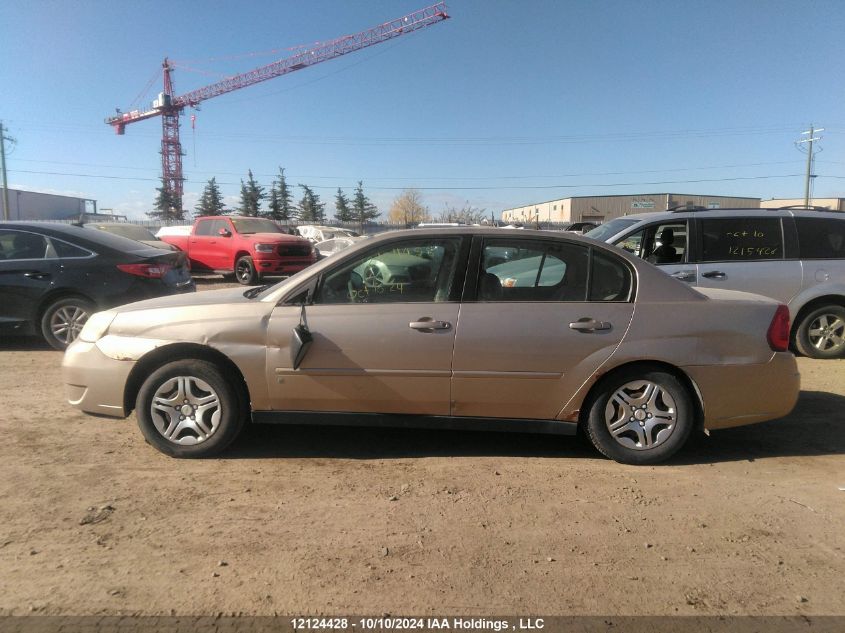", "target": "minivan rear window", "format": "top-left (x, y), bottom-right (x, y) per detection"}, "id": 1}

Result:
top-left (796, 218), bottom-right (845, 259)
